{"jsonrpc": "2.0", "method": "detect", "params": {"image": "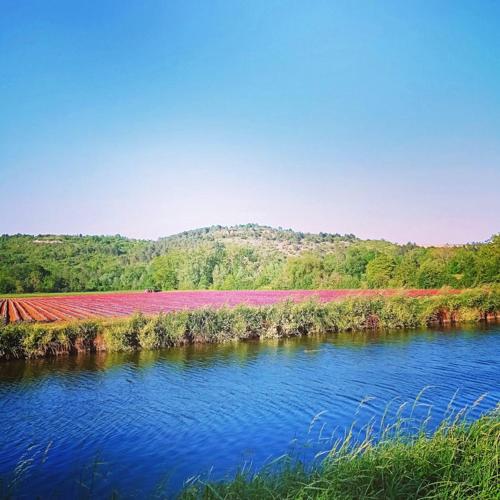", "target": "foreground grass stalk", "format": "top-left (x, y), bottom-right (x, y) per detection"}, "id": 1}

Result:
top-left (180, 408), bottom-right (500, 499)
top-left (0, 288), bottom-right (498, 360)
